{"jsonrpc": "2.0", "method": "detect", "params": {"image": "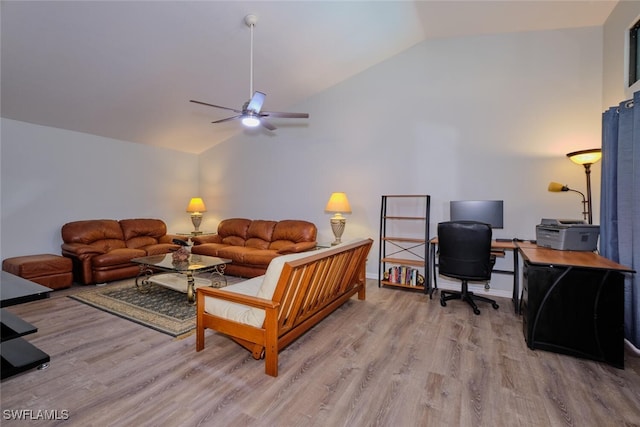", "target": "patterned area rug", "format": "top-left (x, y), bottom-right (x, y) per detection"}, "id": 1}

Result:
top-left (69, 276), bottom-right (244, 338)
